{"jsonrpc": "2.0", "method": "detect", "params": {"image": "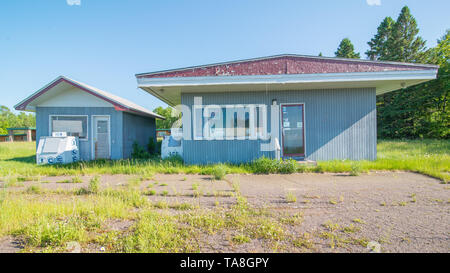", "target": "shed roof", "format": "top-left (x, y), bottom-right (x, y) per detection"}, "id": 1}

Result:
top-left (7, 127), bottom-right (36, 130)
top-left (15, 76), bottom-right (164, 120)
